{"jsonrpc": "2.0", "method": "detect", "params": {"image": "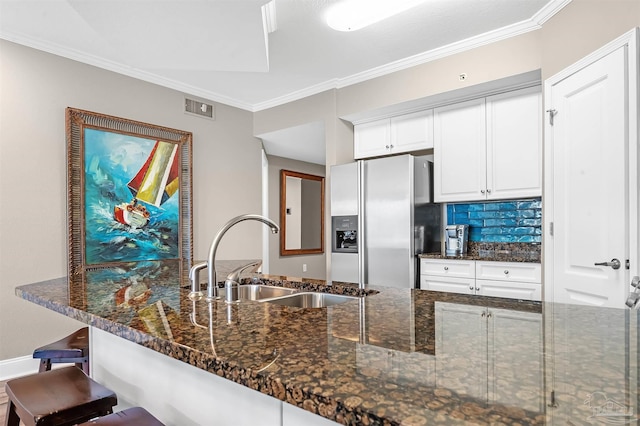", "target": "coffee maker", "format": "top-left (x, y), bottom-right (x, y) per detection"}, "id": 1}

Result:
top-left (445, 225), bottom-right (469, 256)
